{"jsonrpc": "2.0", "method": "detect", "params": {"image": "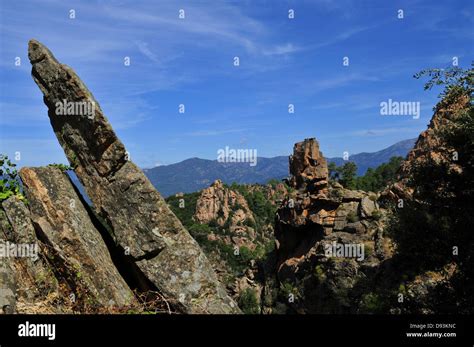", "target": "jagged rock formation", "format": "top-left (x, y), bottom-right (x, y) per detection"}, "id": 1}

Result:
top-left (288, 139), bottom-right (328, 194)
top-left (195, 179), bottom-right (256, 248)
top-left (269, 85), bottom-right (472, 314)
top-left (27, 39), bottom-right (239, 314)
top-left (272, 138), bottom-right (391, 313)
top-left (195, 179), bottom-right (255, 226)
top-left (400, 93), bottom-right (469, 180)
